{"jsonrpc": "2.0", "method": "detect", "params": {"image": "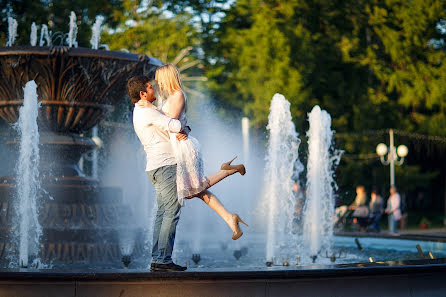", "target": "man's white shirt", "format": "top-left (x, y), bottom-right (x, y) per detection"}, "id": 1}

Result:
top-left (133, 104), bottom-right (182, 172)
